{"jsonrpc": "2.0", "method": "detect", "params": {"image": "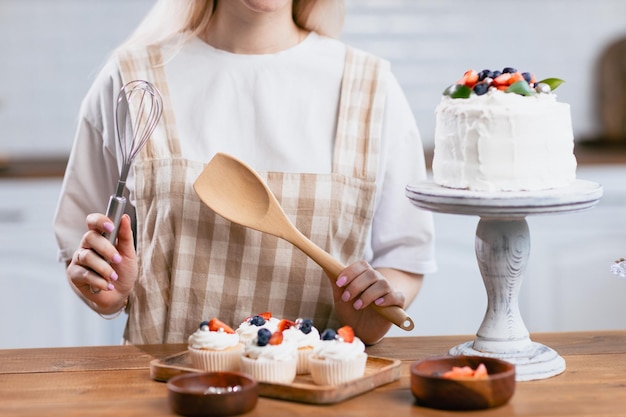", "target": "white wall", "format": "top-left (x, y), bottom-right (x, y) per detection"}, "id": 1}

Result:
top-left (342, 0), bottom-right (626, 147)
top-left (1, 0), bottom-right (626, 157)
top-left (0, 179), bottom-right (127, 348)
top-left (0, 0), bottom-right (153, 158)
